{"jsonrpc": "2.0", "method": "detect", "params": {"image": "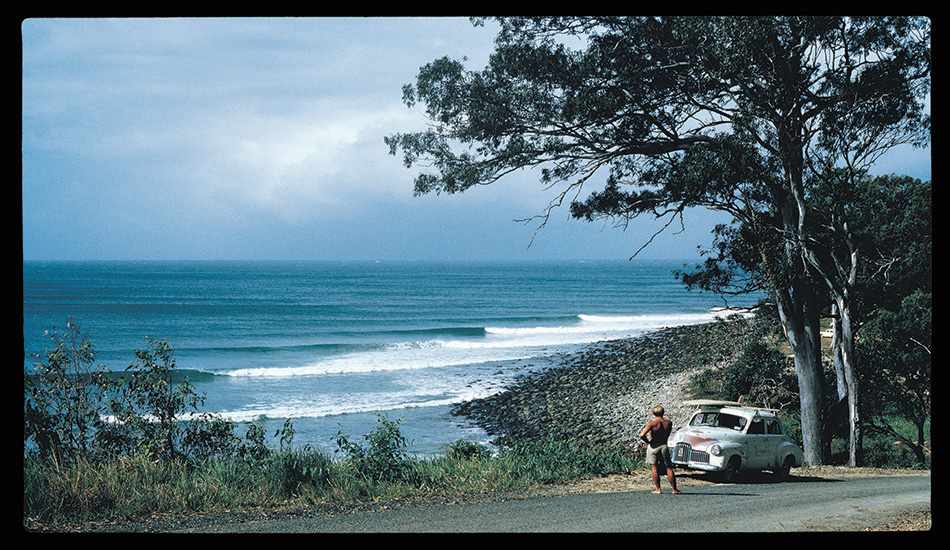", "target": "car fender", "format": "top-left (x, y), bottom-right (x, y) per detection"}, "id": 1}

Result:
top-left (776, 441), bottom-right (803, 467)
top-left (716, 442), bottom-right (746, 467)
